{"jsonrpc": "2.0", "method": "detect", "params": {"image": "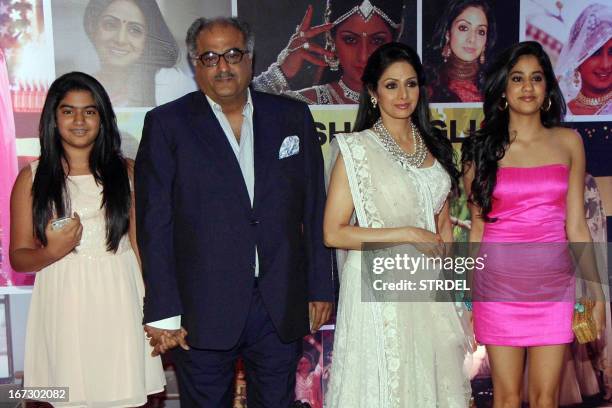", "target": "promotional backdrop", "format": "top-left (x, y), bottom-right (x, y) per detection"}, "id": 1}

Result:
top-left (0, 0), bottom-right (610, 405)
